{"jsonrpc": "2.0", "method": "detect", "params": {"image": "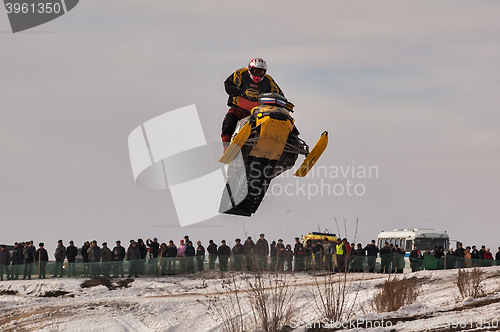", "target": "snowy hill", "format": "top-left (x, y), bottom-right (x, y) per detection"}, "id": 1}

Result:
top-left (1, 267), bottom-right (499, 332)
